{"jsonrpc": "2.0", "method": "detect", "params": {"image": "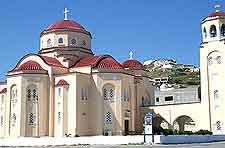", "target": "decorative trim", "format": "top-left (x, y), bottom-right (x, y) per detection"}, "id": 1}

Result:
top-left (40, 29), bottom-right (92, 38)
